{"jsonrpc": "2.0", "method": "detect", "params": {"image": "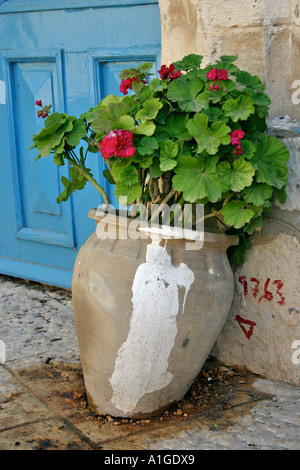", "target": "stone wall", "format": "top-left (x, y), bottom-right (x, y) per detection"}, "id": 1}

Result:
top-left (158, 0), bottom-right (300, 385)
top-left (158, 0), bottom-right (300, 120)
